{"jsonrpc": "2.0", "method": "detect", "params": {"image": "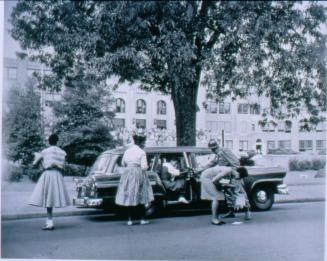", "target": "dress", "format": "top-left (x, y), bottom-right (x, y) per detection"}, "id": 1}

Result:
top-left (115, 145), bottom-right (154, 206)
top-left (28, 146), bottom-right (71, 208)
top-left (200, 165), bottom-right (231, 200)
